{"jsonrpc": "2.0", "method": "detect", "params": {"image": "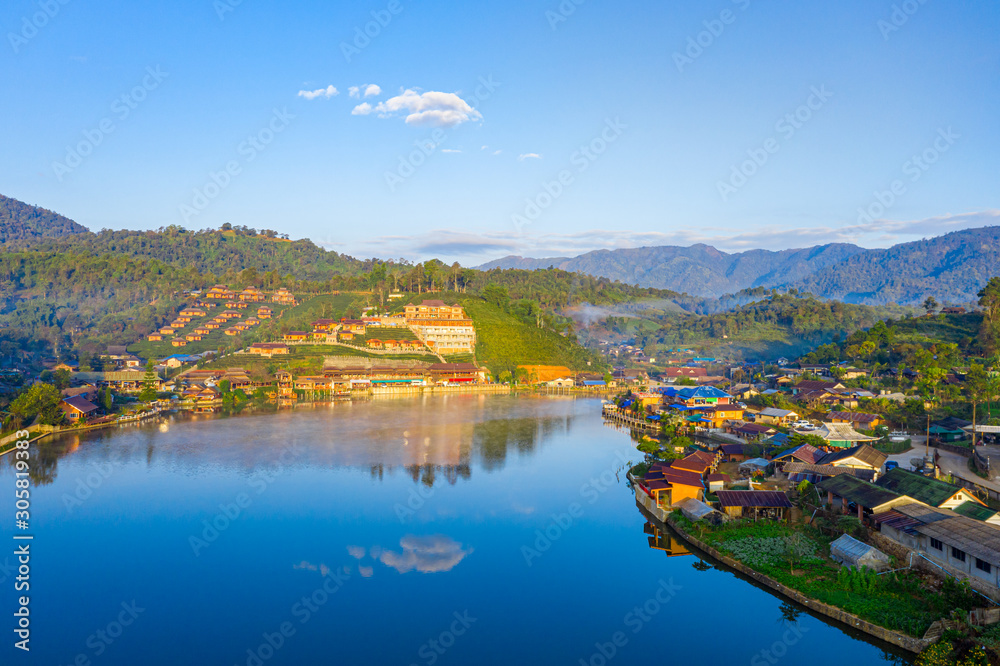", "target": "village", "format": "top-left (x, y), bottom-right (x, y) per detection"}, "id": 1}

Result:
top-left (610, 368), bottom-right (1000, 655)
